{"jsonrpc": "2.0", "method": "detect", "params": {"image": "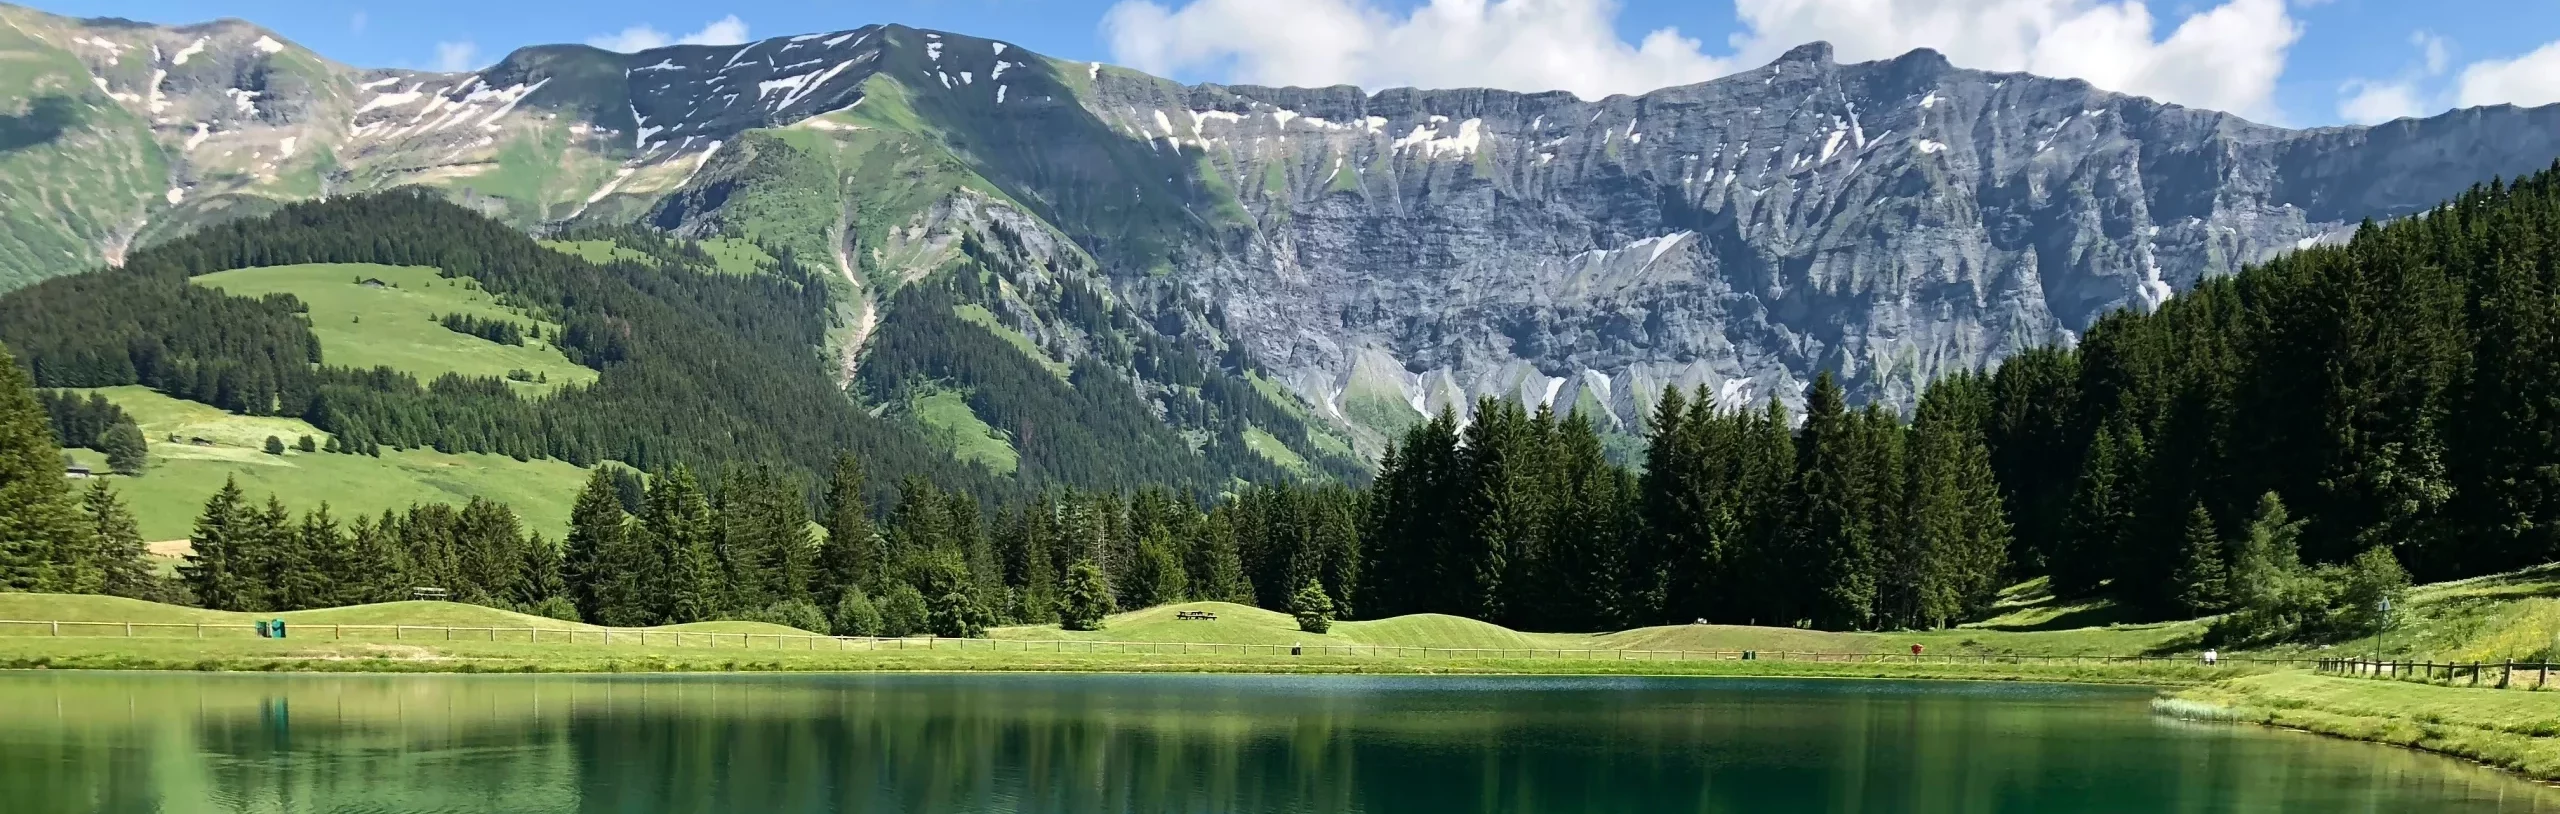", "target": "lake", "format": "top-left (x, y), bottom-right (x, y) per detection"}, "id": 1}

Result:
top-left (3, 671), bottom-right (2554, 813)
